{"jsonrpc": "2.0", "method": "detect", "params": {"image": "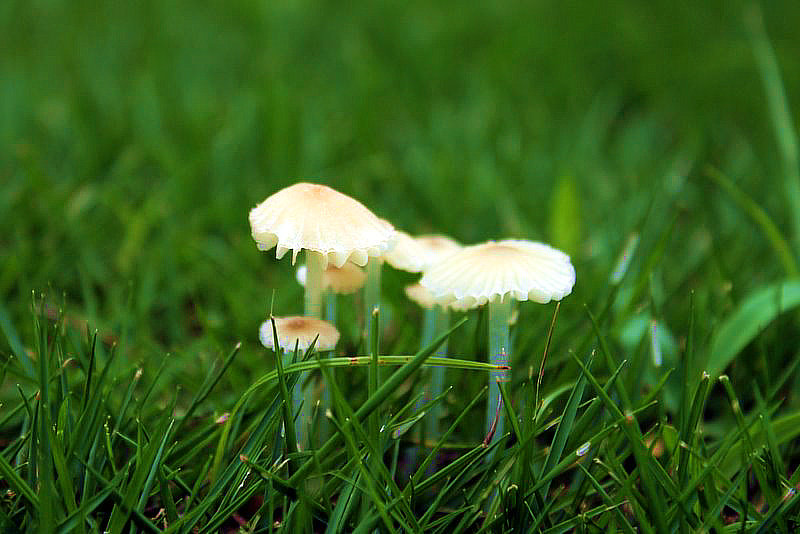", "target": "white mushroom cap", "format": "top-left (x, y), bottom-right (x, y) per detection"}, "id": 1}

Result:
top-left (296, 263), bottom-right (367, 295)
top-left (384, 232), bottom-right (462, 273)
top-left (383, 230), bottom-right (428, 273)
top-left (415, 235), bottom-right (462, 267)
top-left (259, 316), bottom-right (340, 352)
top-left (249, 183), bottom-right (395, 268)
top-left (419, 239), bottom-right (576, 310)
